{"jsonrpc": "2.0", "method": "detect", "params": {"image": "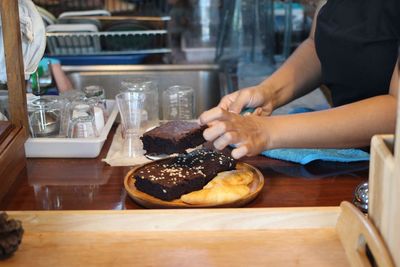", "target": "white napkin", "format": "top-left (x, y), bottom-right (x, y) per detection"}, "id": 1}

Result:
top-left (102, 125), bottom-right (152, 166)
top-left (0, 111), bottom-right (7, 121)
